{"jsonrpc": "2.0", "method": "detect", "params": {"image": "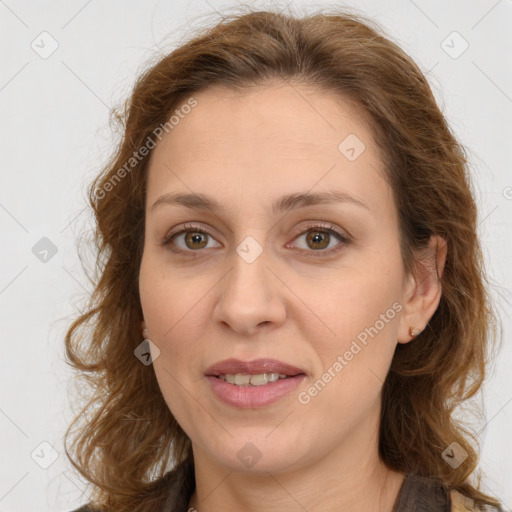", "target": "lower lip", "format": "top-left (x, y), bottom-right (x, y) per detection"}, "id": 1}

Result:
top-left (206, 375), bottom-right (306, 408)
